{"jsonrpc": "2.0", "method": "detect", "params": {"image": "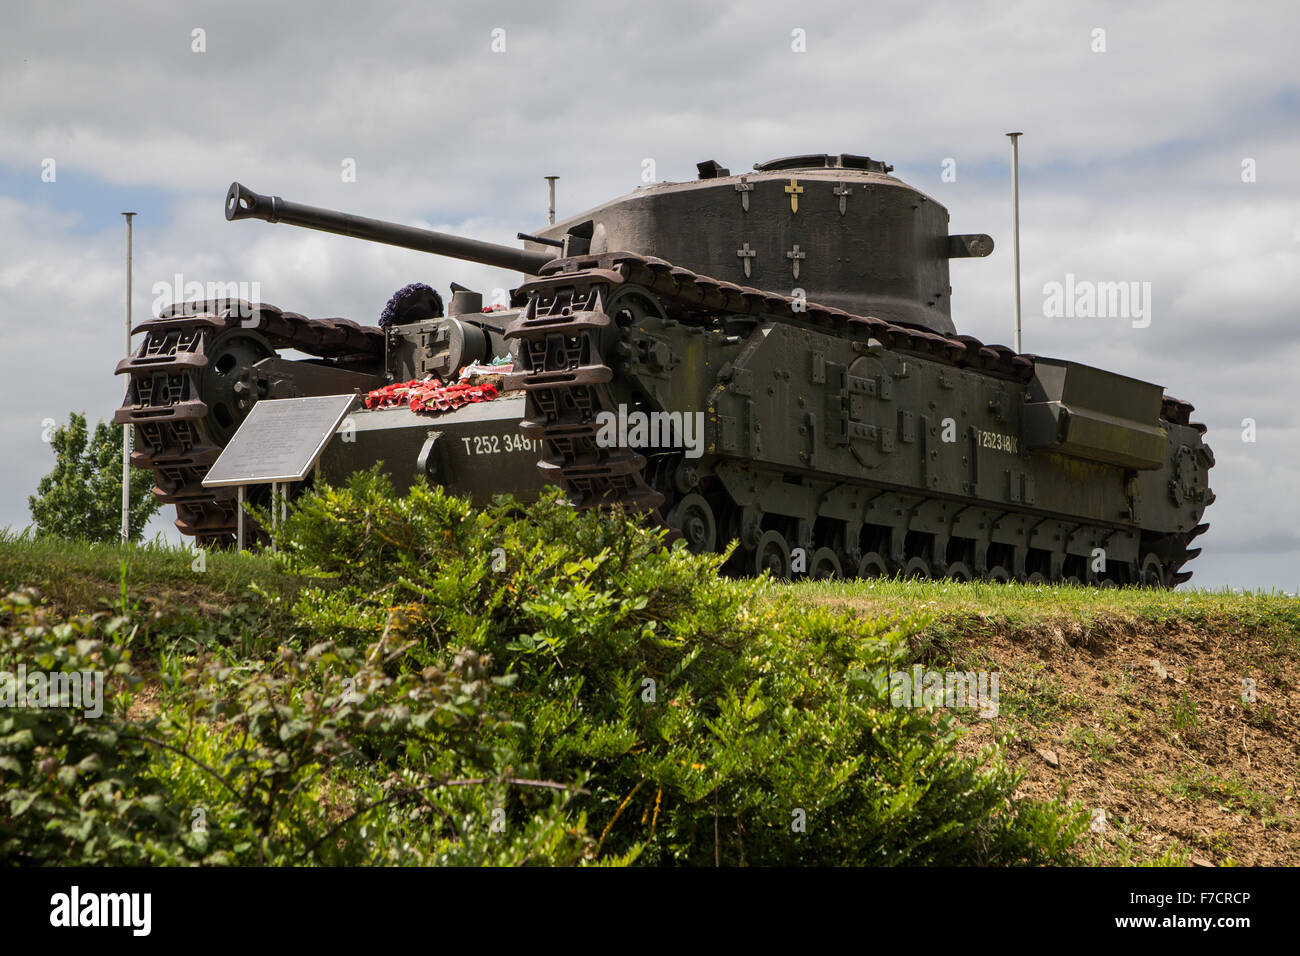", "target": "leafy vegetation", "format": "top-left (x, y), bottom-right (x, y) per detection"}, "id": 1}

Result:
top-left (27, 413), bottom-right (161, 543)
top-left (0, 471), bottom-right (1089, 865)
